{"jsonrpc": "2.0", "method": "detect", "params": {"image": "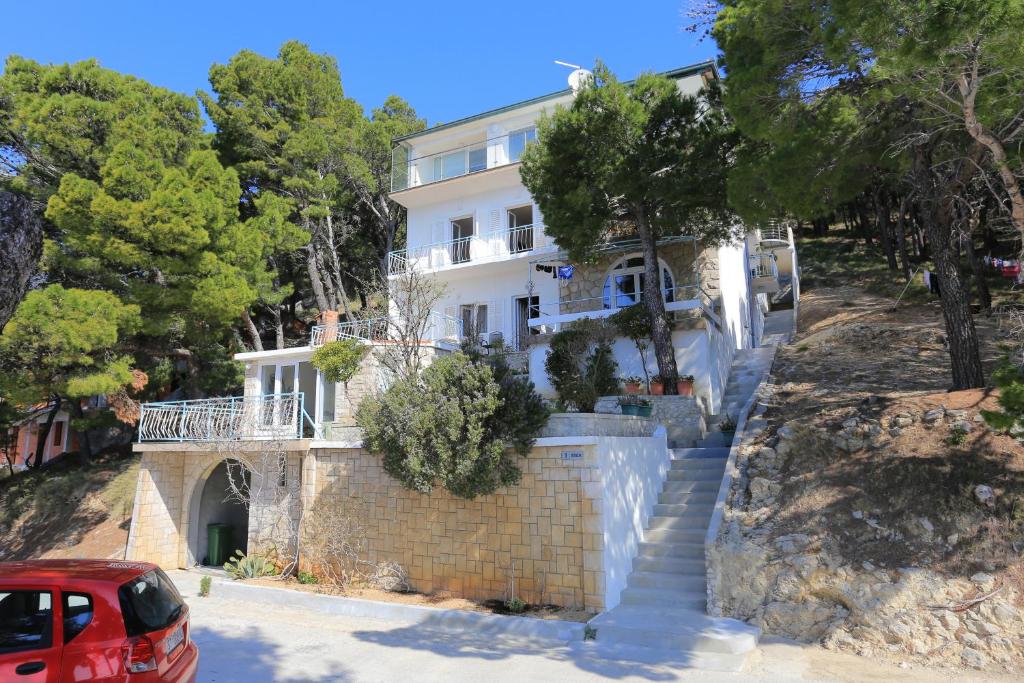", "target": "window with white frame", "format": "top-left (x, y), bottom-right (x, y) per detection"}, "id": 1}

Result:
top-left (508, 127), bottom-right (536, 162)
top-left (601, 255), bottom-right (676, 309)
top-left (433, 145), bottom-right (486, 181)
